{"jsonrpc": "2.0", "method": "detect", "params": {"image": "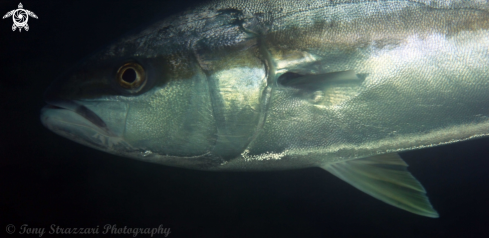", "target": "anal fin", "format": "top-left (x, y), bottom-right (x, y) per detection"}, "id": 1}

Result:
top-left (321, 153), bottom-right (439, 218)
